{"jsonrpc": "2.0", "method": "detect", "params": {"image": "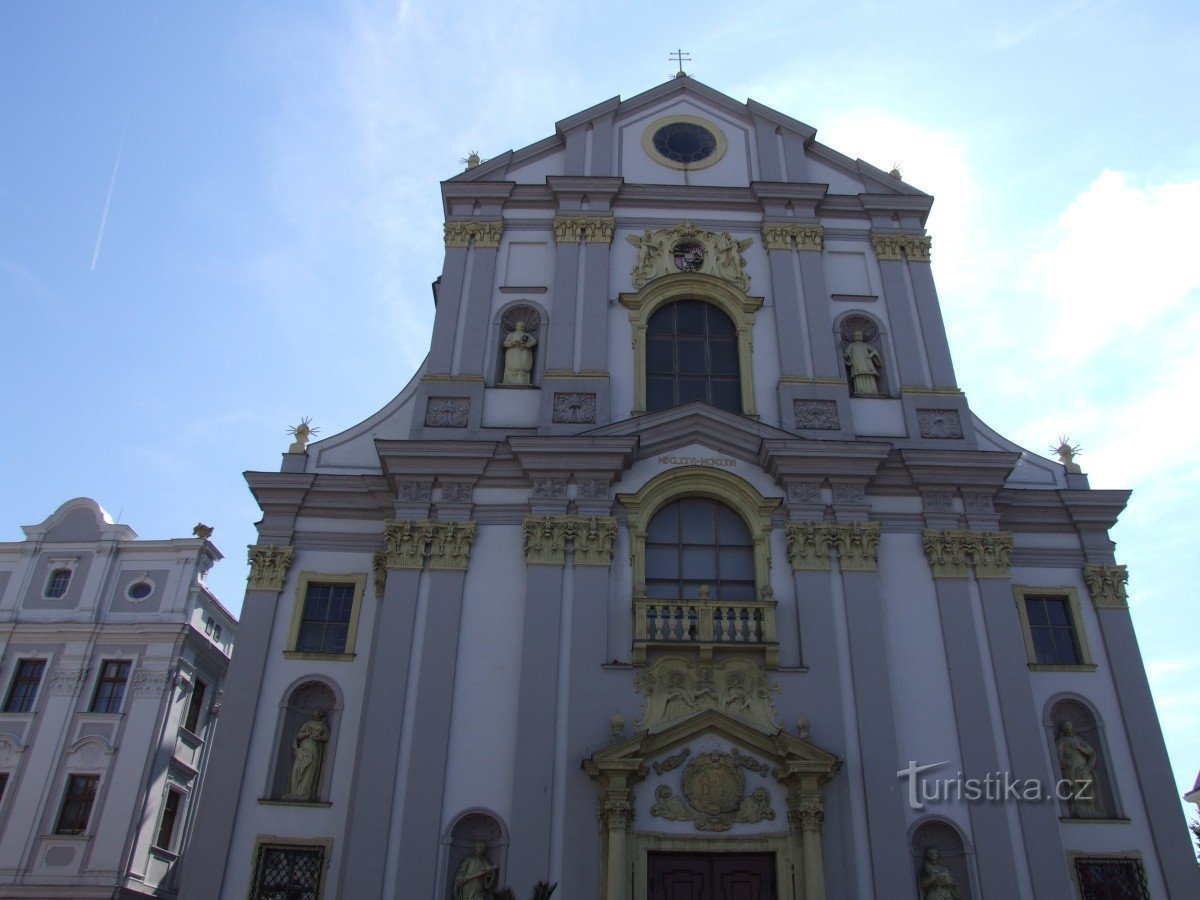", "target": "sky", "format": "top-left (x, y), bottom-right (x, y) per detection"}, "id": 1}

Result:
top-left (2, 1), bottom-right (1198, 810)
